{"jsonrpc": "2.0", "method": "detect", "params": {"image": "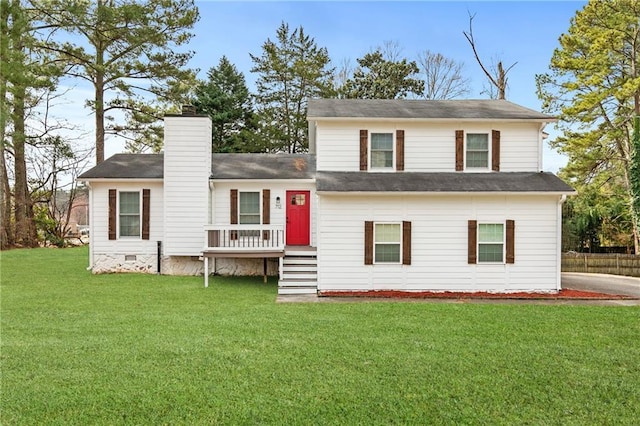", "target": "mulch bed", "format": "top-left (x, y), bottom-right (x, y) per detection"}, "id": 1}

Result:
top-left (319, 289), bottom-right (635, 300)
